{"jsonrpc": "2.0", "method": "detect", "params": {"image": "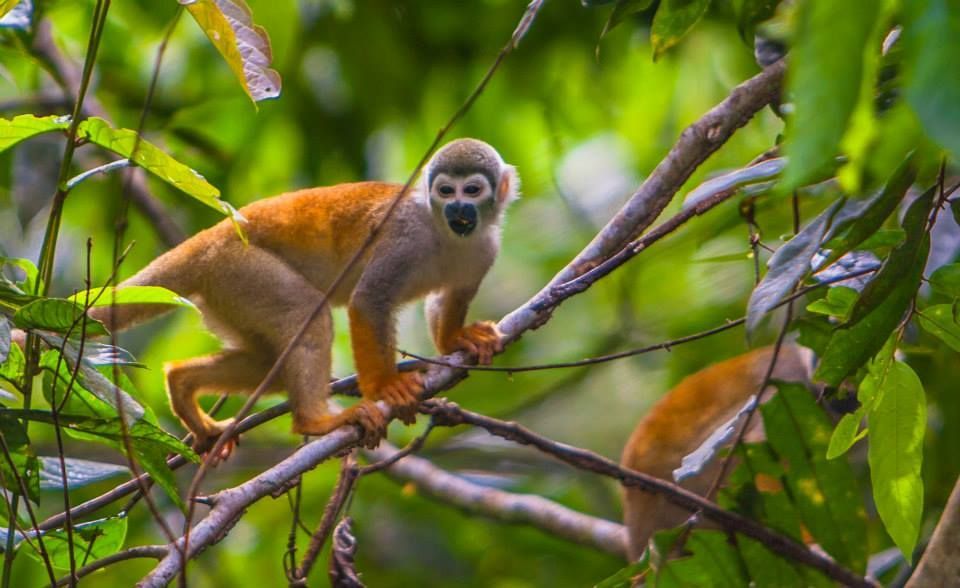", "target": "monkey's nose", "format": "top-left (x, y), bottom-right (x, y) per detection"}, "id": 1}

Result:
top-left (444, 202), bottom-right (478, 236)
